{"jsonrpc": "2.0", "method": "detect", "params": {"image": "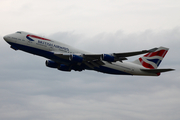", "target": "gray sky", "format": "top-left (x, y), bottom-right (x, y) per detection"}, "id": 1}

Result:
top-left (0, 0), bottom-right (180, 120)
